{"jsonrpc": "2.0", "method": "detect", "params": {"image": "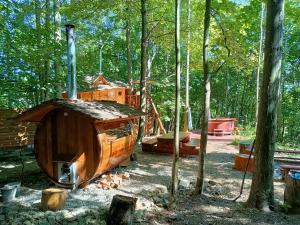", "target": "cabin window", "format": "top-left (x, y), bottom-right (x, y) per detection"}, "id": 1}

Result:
top-left (118, 91), bottom-right (122, 96)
